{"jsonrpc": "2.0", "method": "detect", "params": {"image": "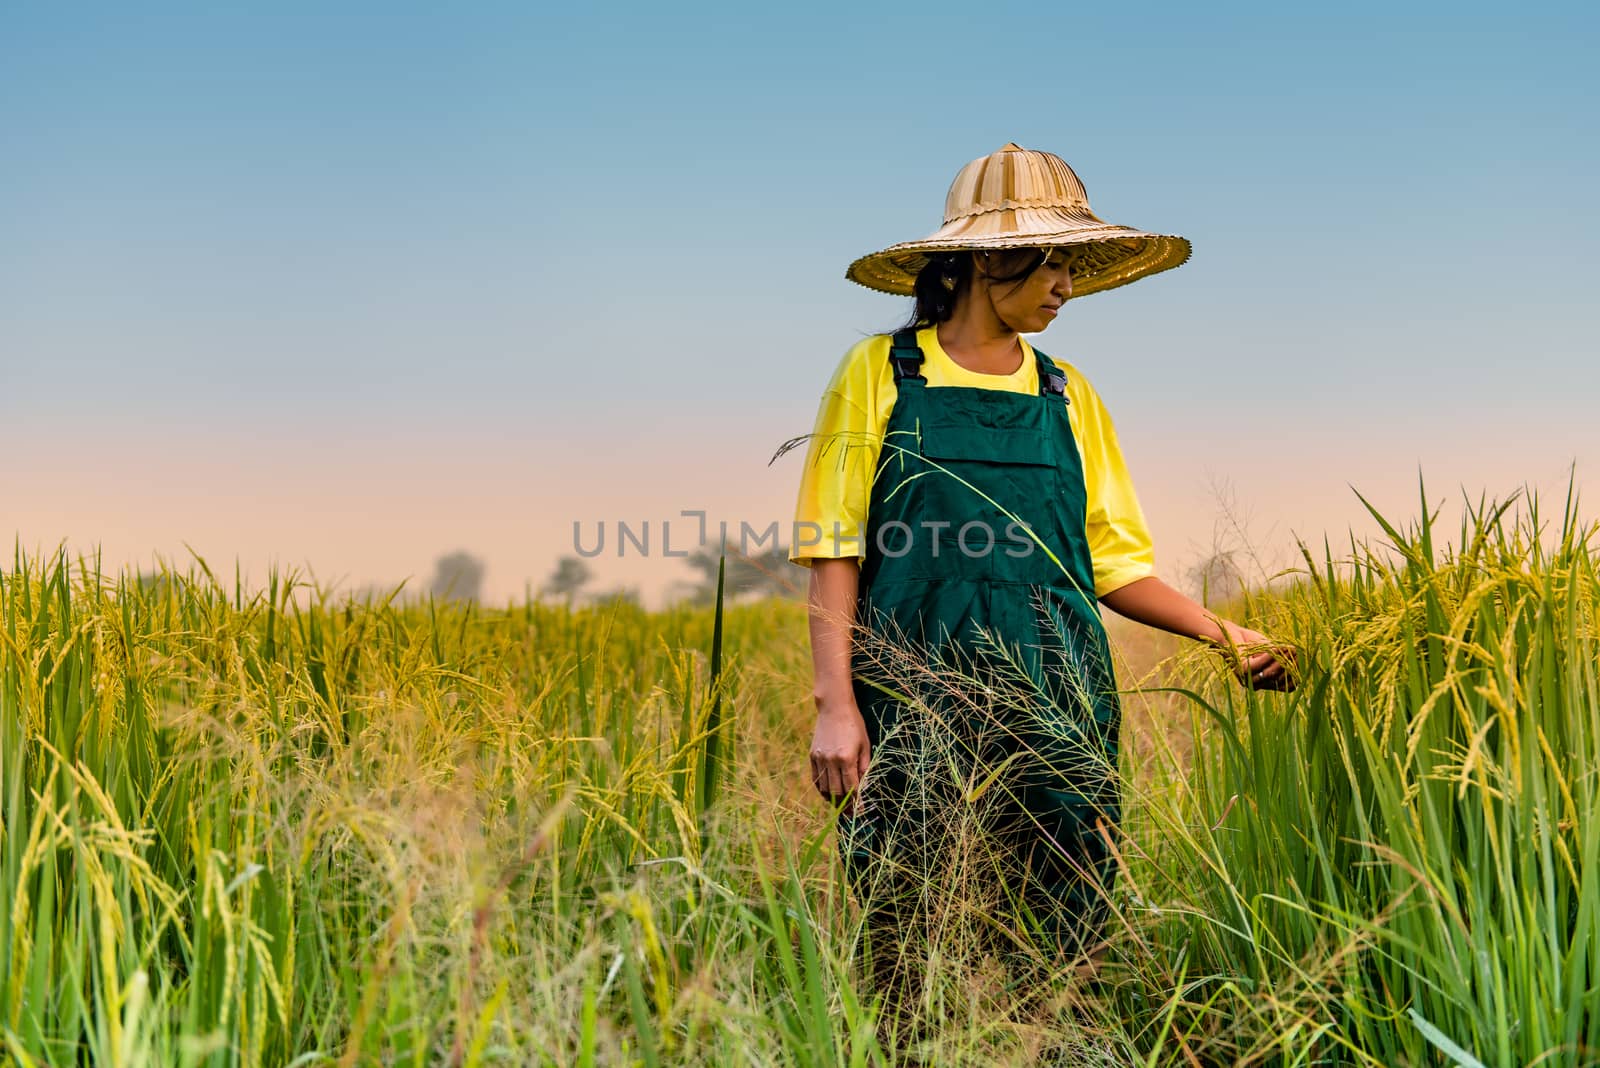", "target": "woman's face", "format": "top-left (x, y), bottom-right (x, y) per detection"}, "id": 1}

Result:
top-left (970, 247), bottom-right (1077, 333)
